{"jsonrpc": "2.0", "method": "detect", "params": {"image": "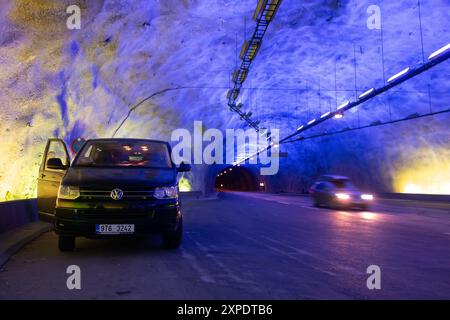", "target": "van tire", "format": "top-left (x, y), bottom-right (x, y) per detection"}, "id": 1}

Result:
top-left (59, 235), bottom-right (75, 252)
top-left (163, 219), bottom-right (183, 249)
